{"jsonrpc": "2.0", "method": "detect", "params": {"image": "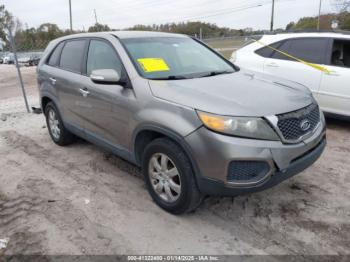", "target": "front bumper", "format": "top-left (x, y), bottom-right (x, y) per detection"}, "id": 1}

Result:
top-left (185, 122), bottom-right (326, 196)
